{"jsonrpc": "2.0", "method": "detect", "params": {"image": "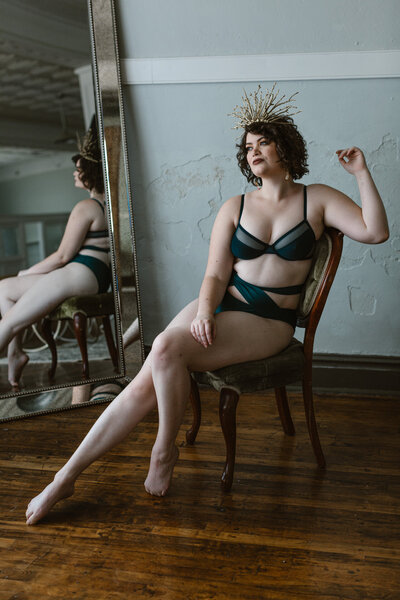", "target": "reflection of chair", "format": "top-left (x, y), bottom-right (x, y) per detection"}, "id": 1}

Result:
top-left (41, 292), bottom-right (119, 380)
top-left (187, 228), bottom-right (343, 492)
